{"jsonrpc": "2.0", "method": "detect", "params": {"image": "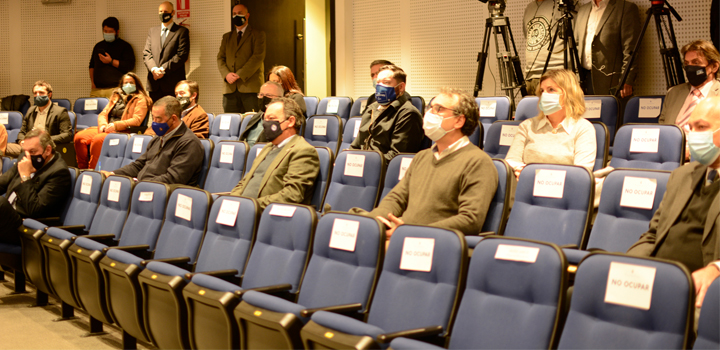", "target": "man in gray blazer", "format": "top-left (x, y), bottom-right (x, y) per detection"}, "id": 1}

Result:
top-left (143, 1), bottom-right (190, 102)
top-left (574, 0), bottom-right (640, 97)
top-left (628, 97), bottom-right (720, 309)
top-left (217, 4), bottom-right (266, 113)
top-left (658, 40), bottom-right (720, 128)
